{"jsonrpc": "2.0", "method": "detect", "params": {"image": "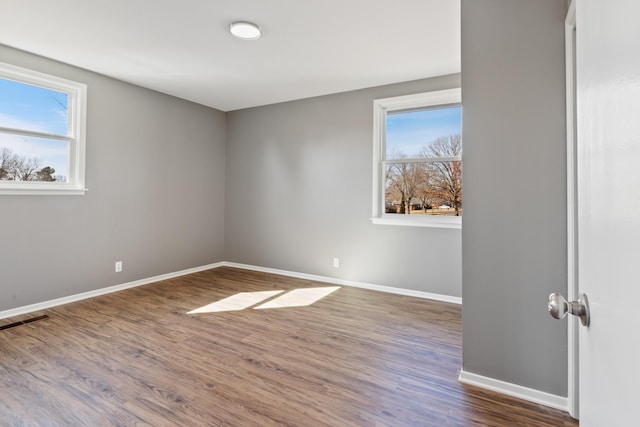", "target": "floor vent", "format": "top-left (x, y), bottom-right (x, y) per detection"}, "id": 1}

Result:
top-left (0, 315), bottom-right (49, 331)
